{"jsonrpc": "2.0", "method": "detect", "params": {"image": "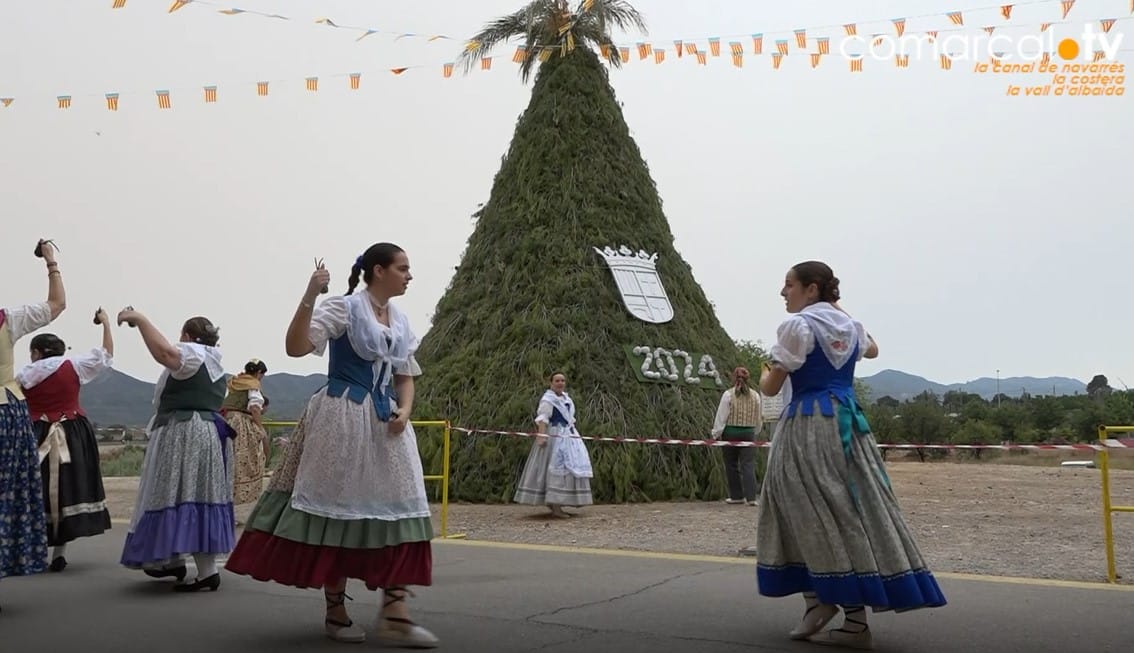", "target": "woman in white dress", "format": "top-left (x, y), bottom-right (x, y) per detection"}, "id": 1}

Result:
top-left (514, 372), bottom-right (594, 518)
